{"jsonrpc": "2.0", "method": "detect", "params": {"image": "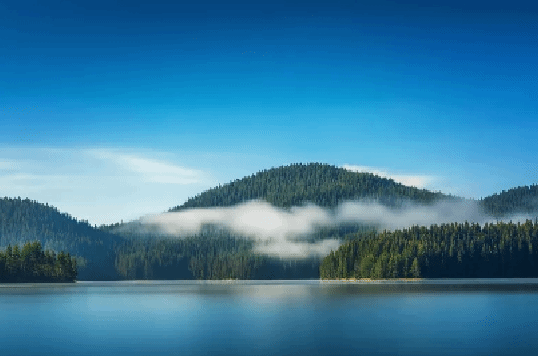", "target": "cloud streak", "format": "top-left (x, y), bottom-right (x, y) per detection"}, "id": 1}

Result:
top-left (0, 160), bottom-right (17, 170)
top-left (87, 149), bottom-right (205, 185)
top-left (0, 147), bottom-right (214, 225)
